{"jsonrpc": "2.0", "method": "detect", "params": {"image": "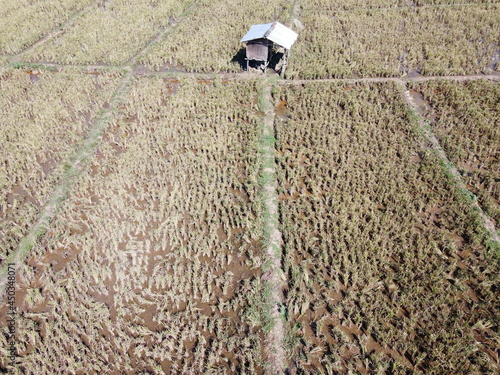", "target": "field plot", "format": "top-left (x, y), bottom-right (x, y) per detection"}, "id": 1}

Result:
top-left (304, 0), bottom-right (495, 11)
top-left (0, 0), bottom-right (92, 55)
top-left (275, 82), bottom-right (499, 373)
top-left (410, 79), bottom-right (500, 226)
top-left (0, 77), bottom-right (267, 374)
top-left (23, 0), bottom-right (193, 65)
top-left (0, 69), bottom-right (120, 266)
top-left (141, 0), bottom-right (291, 72)
top-left (286, 4), bottom-right (499, 79)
